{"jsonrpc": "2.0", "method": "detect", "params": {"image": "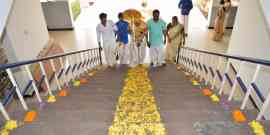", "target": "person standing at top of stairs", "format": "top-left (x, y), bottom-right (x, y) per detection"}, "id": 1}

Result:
top-left (178, 0), bottom-right (193, 36)
top-left (146, 9), bottom-right (167, 67)
top-left (96, 13), bottom-right (118, 68)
